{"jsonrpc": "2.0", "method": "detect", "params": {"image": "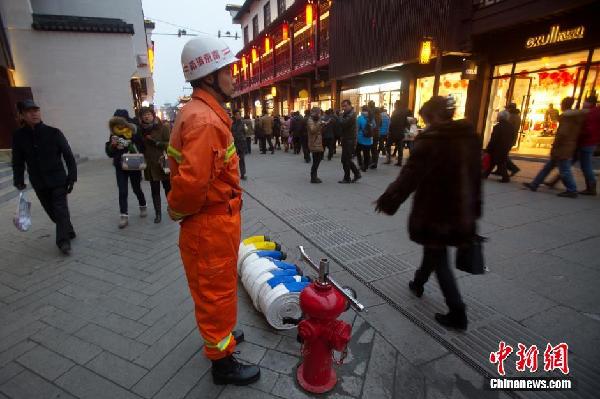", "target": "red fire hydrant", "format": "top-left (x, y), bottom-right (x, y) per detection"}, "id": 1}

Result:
top-left (296, 254), bottom-right (357, 394)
